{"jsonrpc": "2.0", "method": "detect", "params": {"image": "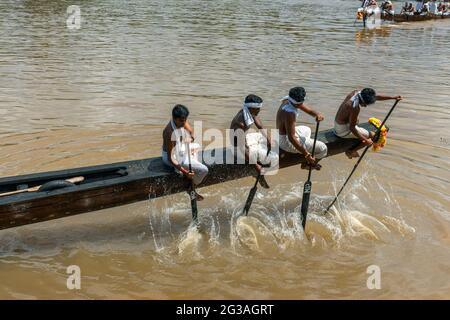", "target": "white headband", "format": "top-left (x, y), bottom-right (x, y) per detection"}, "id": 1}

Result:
top-left (281, 95), bottom-right (303, 105)
top-left (358, 92), bottom-right (367, 105)
top-left (243, 102), bottom-right (263, 109)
